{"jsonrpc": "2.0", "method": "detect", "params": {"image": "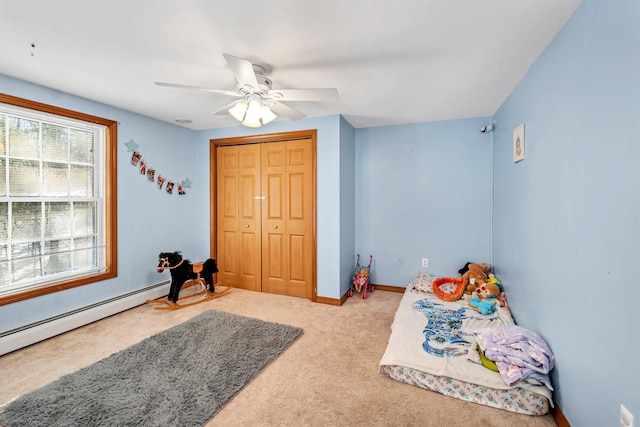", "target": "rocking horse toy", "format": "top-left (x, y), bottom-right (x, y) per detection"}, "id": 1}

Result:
top-left (146, 251), bottom-right (231, 310)
top-left (348, 254), bottom-right (374, 299)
